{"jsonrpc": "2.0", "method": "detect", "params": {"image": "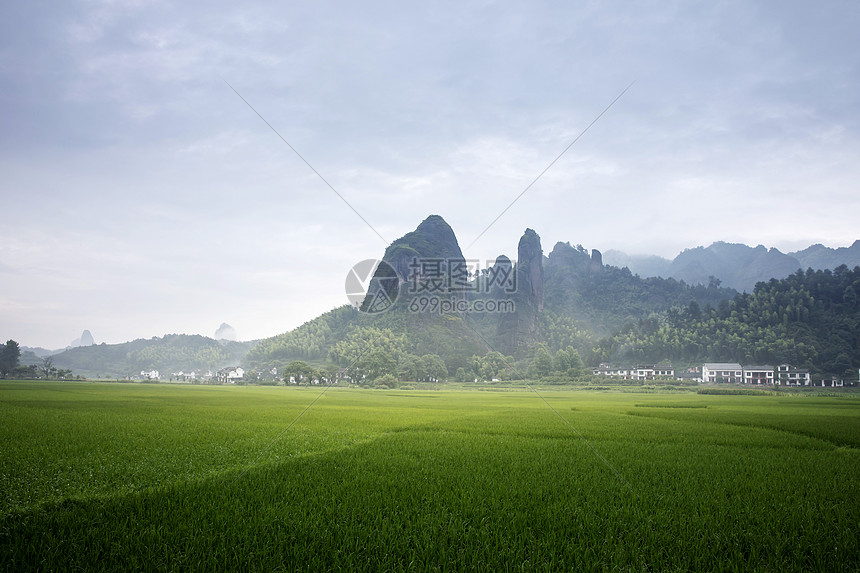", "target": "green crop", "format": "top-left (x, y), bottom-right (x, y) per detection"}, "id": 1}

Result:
top-left (1, 382), bottom-right (857, 571)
